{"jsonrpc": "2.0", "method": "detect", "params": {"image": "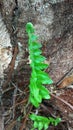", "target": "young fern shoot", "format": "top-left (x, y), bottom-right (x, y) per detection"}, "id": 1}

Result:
top-left (26, 22), bottom-right (61, 130)
top-left (26, 22), bottom-right (53, 107)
